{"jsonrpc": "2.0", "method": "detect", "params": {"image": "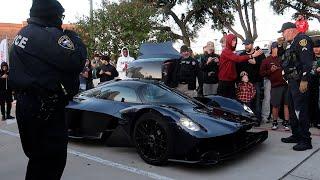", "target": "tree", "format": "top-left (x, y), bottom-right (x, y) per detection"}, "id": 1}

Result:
top-left (76, 0), bottom-right (174, 58)
top-left (194, 0), bottom-right (259, 41)
top-left (270, 0), bottom-right (320, 22)
top-left (143, 0), bottom-right (207, 47)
